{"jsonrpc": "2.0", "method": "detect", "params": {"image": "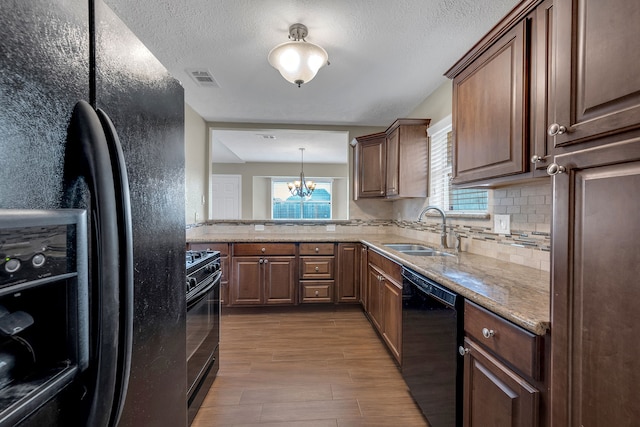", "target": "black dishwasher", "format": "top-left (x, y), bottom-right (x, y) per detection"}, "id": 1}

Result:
top-left (401, 267), bottom-right (463, 427)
